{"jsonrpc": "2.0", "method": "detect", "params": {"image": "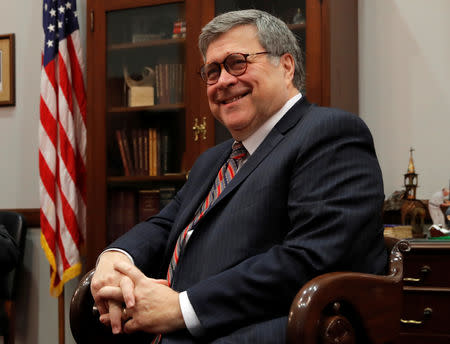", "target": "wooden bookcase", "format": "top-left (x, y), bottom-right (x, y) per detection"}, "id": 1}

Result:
top-left (85, 0), bottom-right (358, 269)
